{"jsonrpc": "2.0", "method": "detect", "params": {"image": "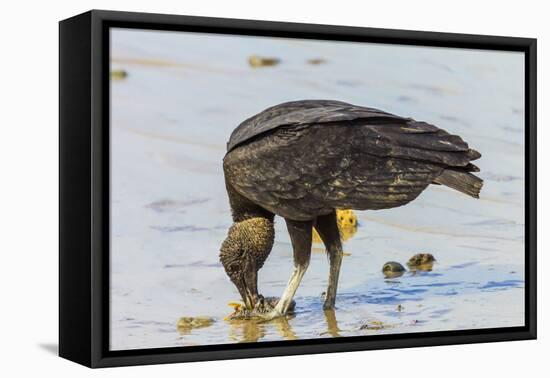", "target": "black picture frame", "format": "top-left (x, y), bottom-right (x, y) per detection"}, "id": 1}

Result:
top-left (59, 9), bottom-right (537, 368)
